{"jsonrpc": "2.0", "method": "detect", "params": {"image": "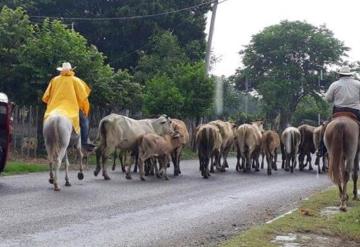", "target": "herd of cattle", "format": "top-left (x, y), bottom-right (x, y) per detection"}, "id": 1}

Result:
top-left (91, 114), bottom-right (328, 181)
